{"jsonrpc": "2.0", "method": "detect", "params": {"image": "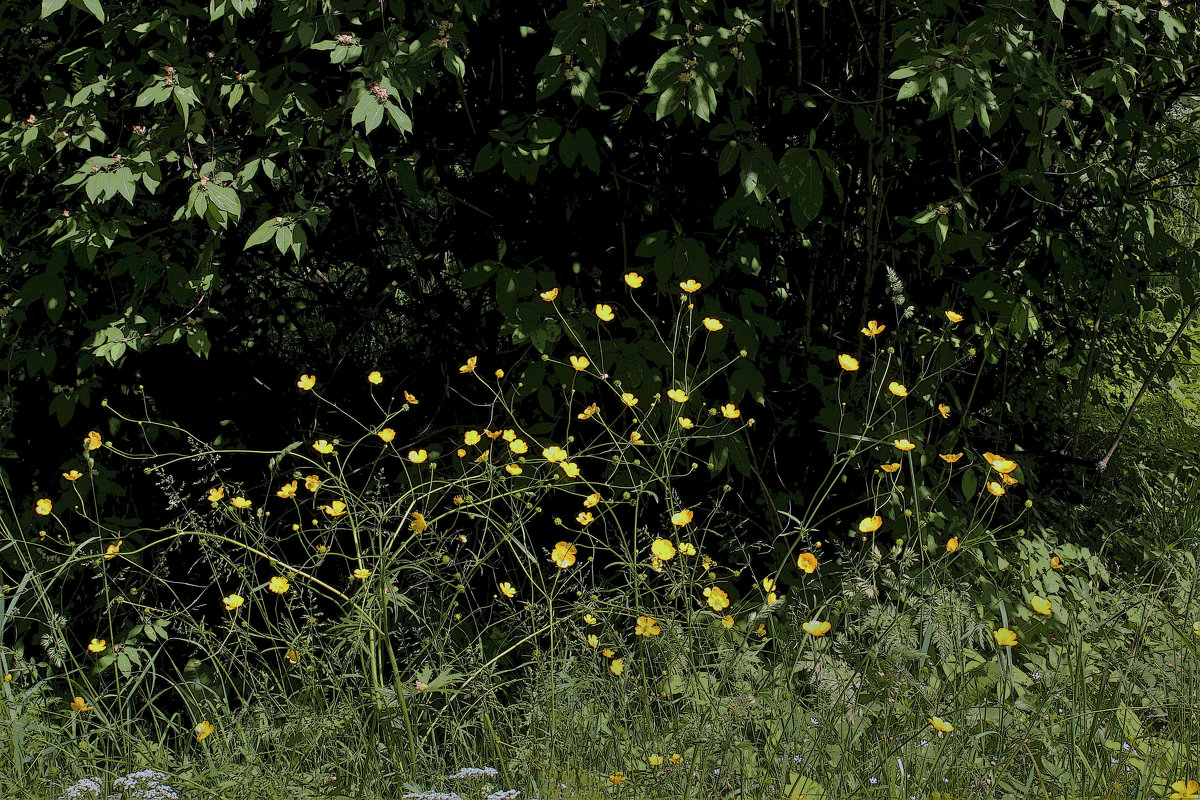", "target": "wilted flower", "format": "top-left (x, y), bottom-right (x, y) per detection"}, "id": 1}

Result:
top-left (459, 356), bottom-right (477, 373)
top-left (277, 481), bottom-right (298, 499)
top-left (1051, 555), bottom-right (1063, 569)
top-left (409, 512), bottom-right (428, 533)
top-left (85, 430), bottom-right (102, 450)
top-left (71, 696), bottom-right (94, 712)
top-left (946, 537), bottom-right (959, 552)
top-left (937, 403), bottom-right (951, 419)
top-left (577, 403), bottom-right (599, 420)
top-left (297, 374), bottom-right (316, 390)
top-left (802, 619), bottom-right (831, 637)
top-left (104, 541), bottom-right (121, 560)
top-left (838, 354), bottom-right (859, 371)
top-left (669, 753), bottom-right (683, 765)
